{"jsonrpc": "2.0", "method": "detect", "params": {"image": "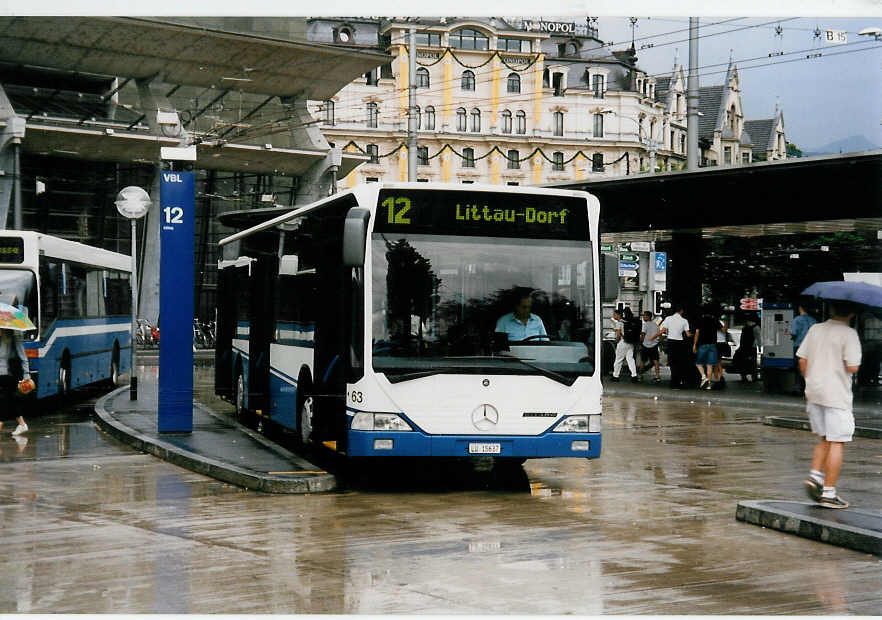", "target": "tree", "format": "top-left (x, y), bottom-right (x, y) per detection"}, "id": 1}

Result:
top-left (786, 142), bottom-right (803, 158)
